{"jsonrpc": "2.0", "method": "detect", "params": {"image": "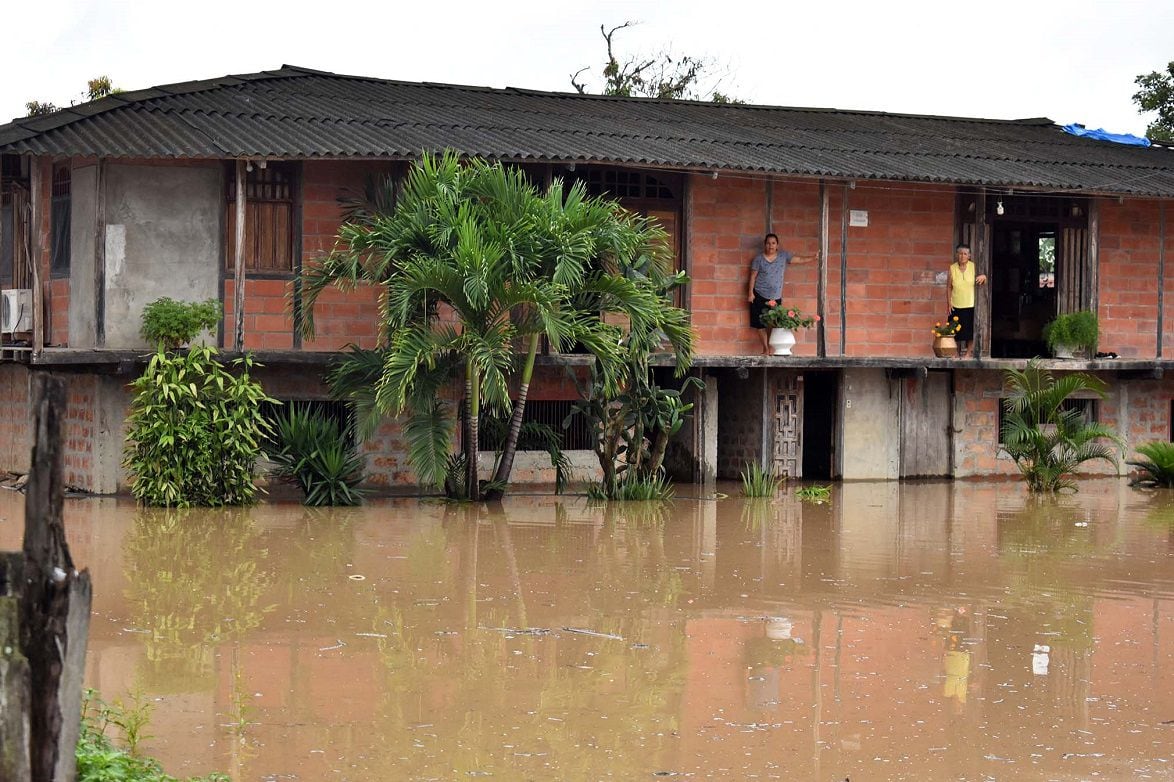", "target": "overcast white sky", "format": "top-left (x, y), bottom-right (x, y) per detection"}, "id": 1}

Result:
top-left (2, 0), bottom-right (1170, 135)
